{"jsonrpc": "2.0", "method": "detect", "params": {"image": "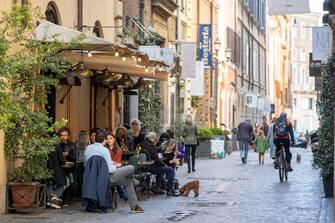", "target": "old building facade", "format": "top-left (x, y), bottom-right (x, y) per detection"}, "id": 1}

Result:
top-left (290, 14), bottom-right (320, 133)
